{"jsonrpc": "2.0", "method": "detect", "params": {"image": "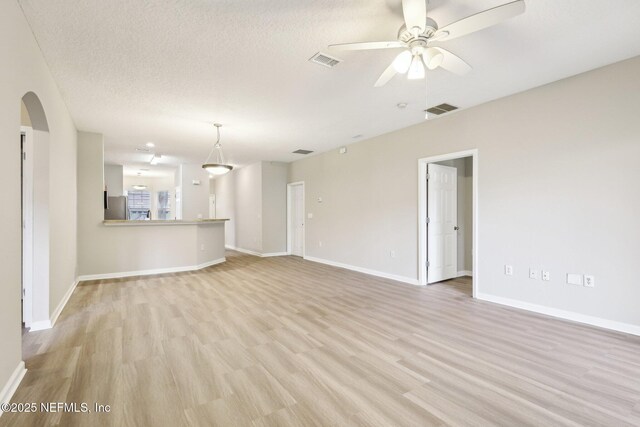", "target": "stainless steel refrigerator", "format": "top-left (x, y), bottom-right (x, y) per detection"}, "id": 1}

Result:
top-left (104, 196), bottom-right (128, 220)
